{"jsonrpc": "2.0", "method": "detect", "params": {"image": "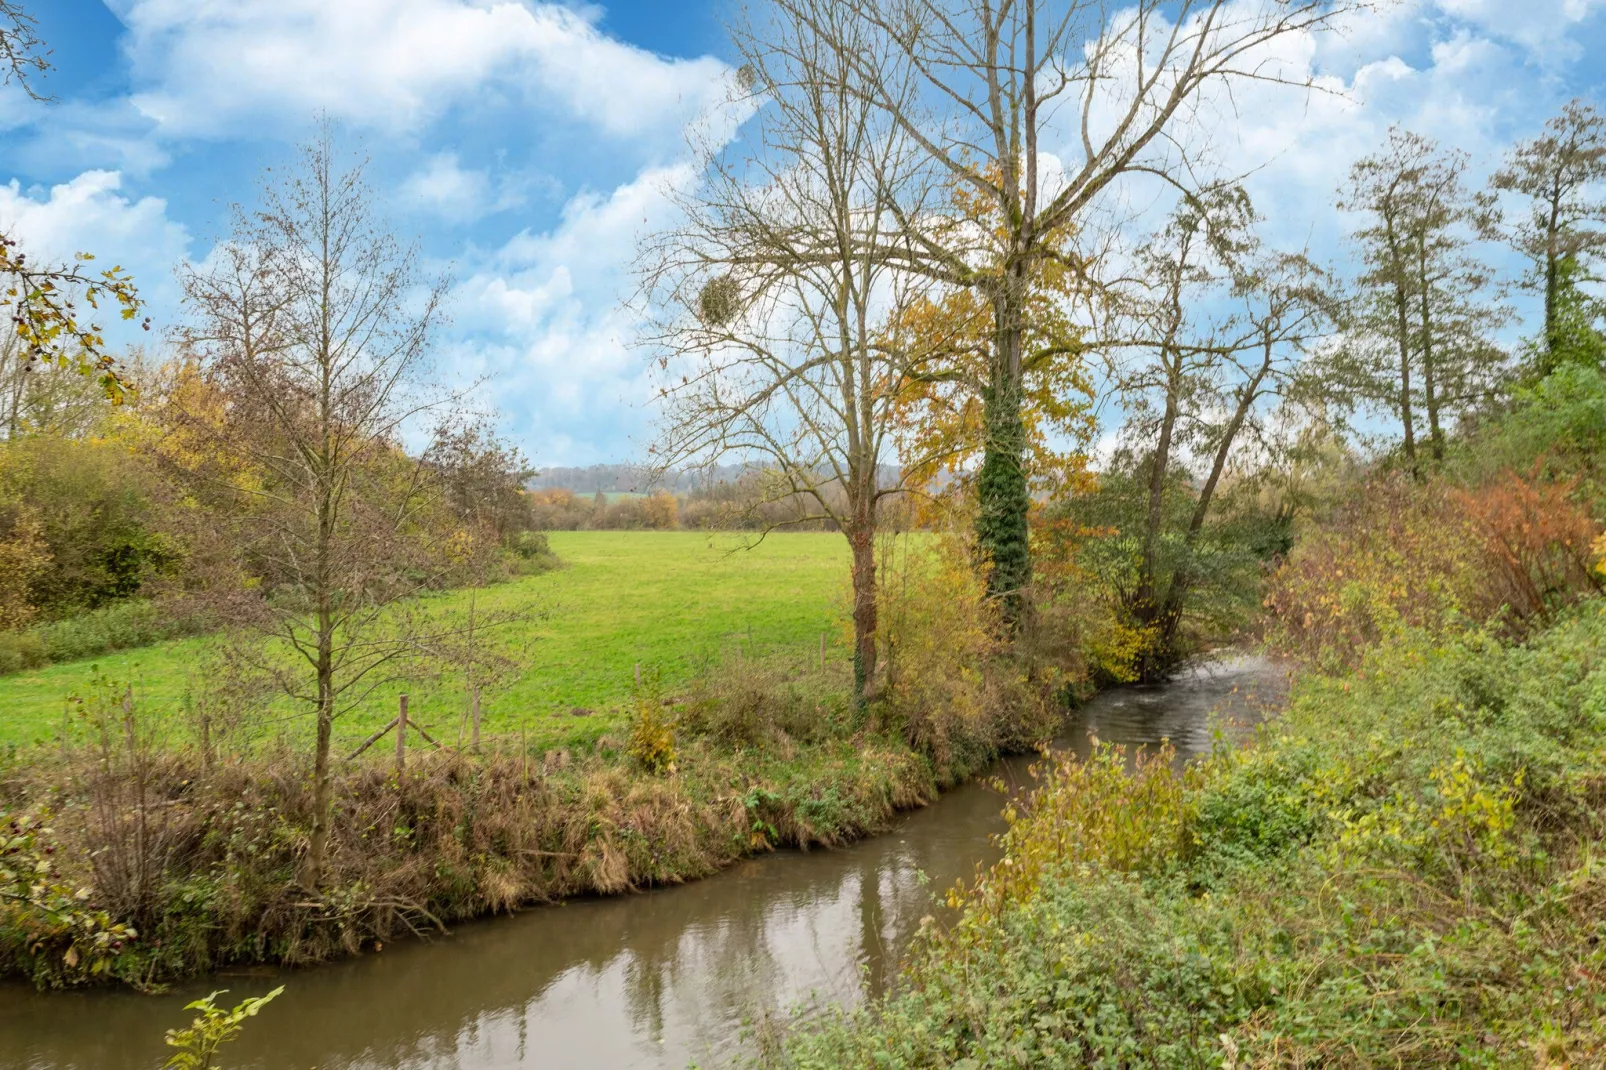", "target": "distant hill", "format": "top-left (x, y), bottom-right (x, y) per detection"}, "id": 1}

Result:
top-left (526, 464), bottom-right (754, 494)
top-left (527, 462), bottom-right (904, 494)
